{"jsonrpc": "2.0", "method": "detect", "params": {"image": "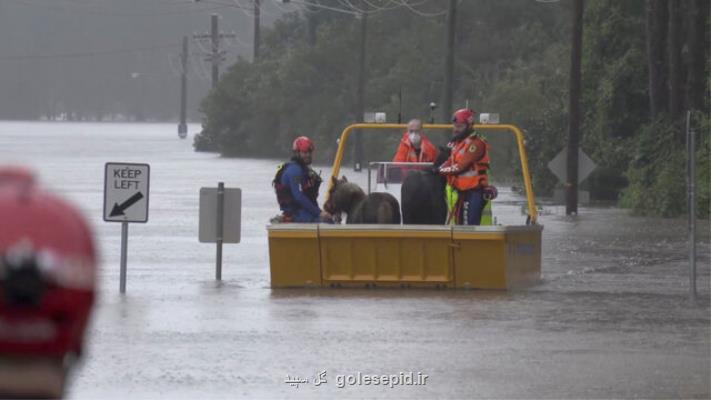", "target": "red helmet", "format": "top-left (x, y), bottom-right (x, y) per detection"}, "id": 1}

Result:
top-left (292, 136), bottom-right (314, 152)
top-left (0, 166), bottom-right (35, 187)
top-left (452, 108), bottom-right (476, 125)
top-left (0, 168), bottom-right (96, 358)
